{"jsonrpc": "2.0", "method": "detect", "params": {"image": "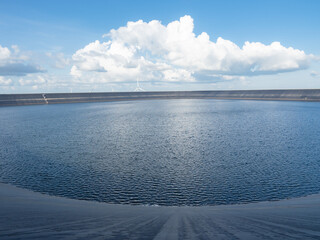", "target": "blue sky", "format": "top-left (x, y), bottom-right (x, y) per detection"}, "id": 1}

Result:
top-left (0, 0), bottom-right (319, 93)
